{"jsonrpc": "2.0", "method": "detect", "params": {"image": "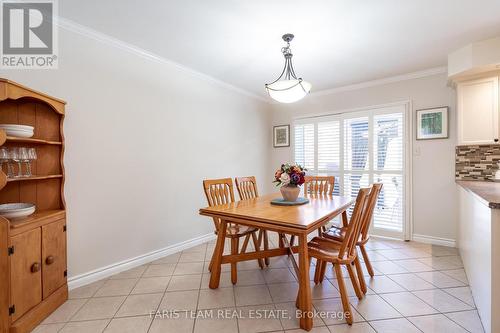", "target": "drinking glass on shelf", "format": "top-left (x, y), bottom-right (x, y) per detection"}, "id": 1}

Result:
top-left (19, 147), bottom-right (30, 177)
top-left (27, 148), bottom-right (37, 177)
top-left (0, 147), bottom-right (13, 177)
top-left (10, 148), bottom-right (23, 178)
